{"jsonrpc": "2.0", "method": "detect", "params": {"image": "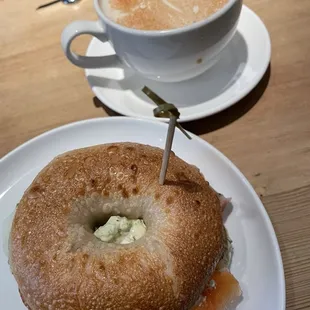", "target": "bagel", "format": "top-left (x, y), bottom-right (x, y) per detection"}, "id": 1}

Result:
top-left (9, 142), bottom-right (235, 310)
